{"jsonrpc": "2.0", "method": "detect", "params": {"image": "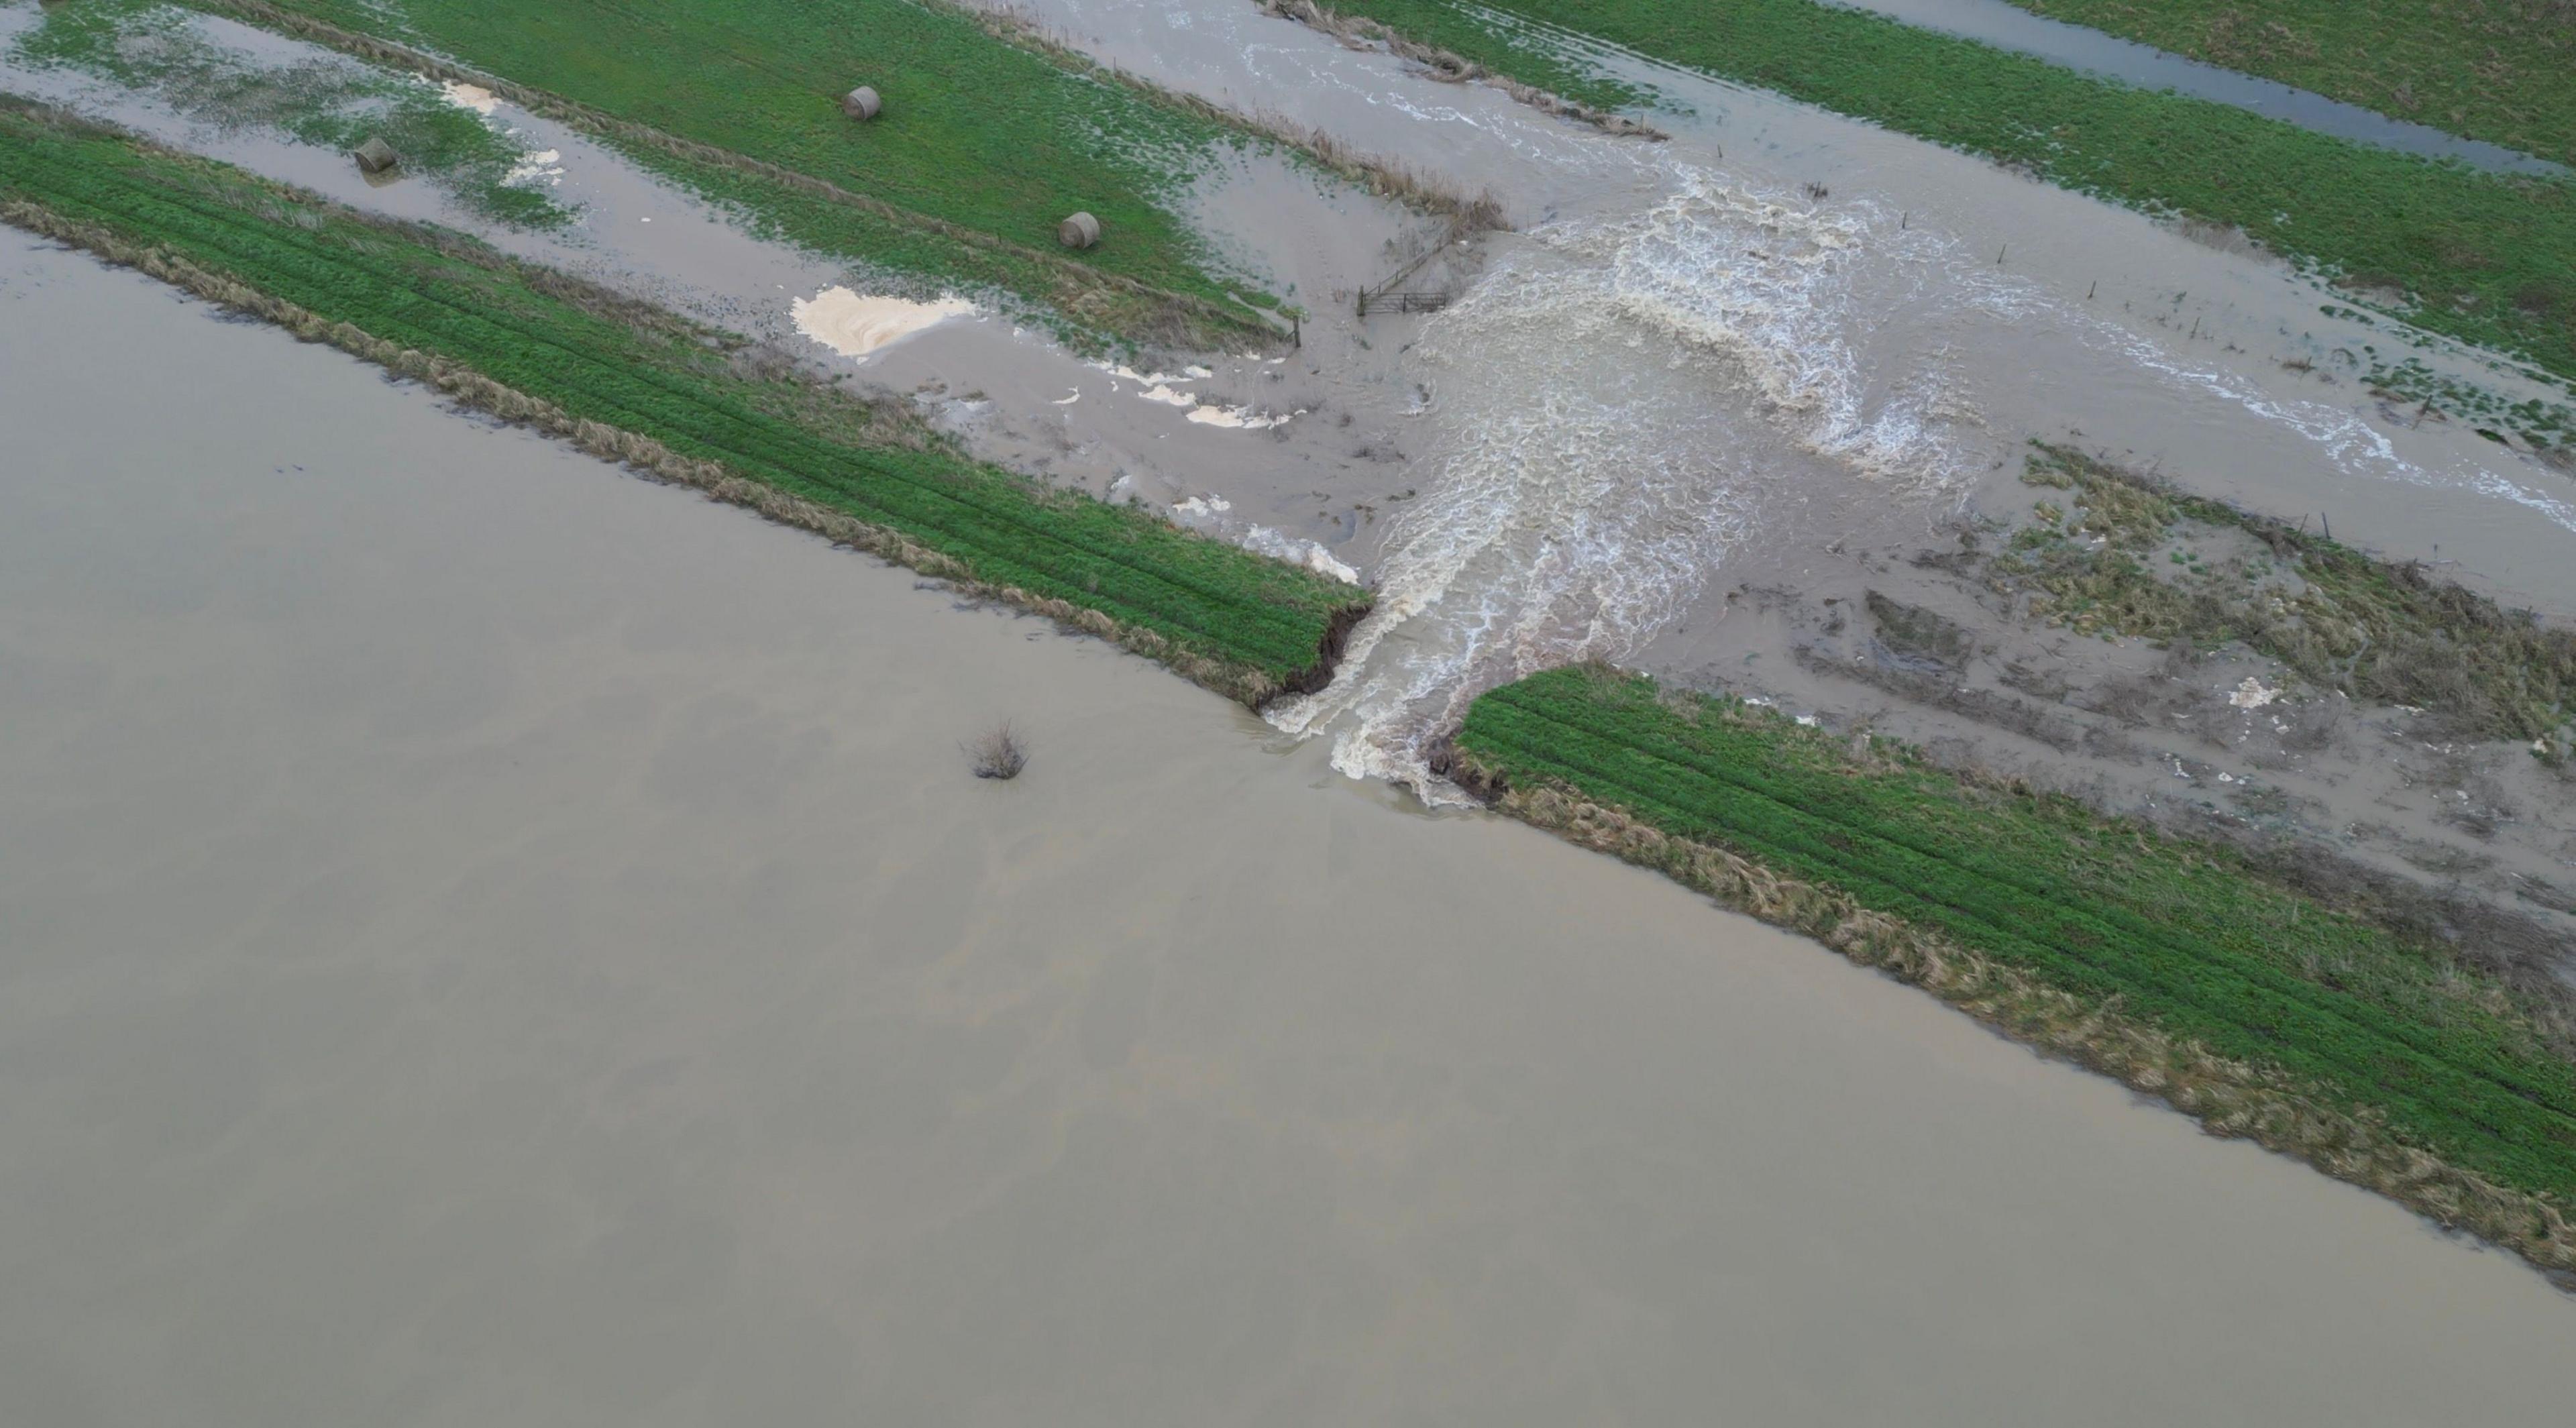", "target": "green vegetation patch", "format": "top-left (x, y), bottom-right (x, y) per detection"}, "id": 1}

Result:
top-left (1313, 0), bottom-right (2576, 386)
top-left (0, 101), bottom-right (1362, 696)
top-left (12, 0), bottom-right (571, 227)
top-left (1454, 662), bottom-right (2576, 1211)
top-left (2009, 0), bottom-right (2576, 168)
top-left (2362, 355), bottom-right (2575, 463)
top-left (1992, 445), bottom-right (2576, 742)
top-left (185, 0), bottom-right (1279, 325)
